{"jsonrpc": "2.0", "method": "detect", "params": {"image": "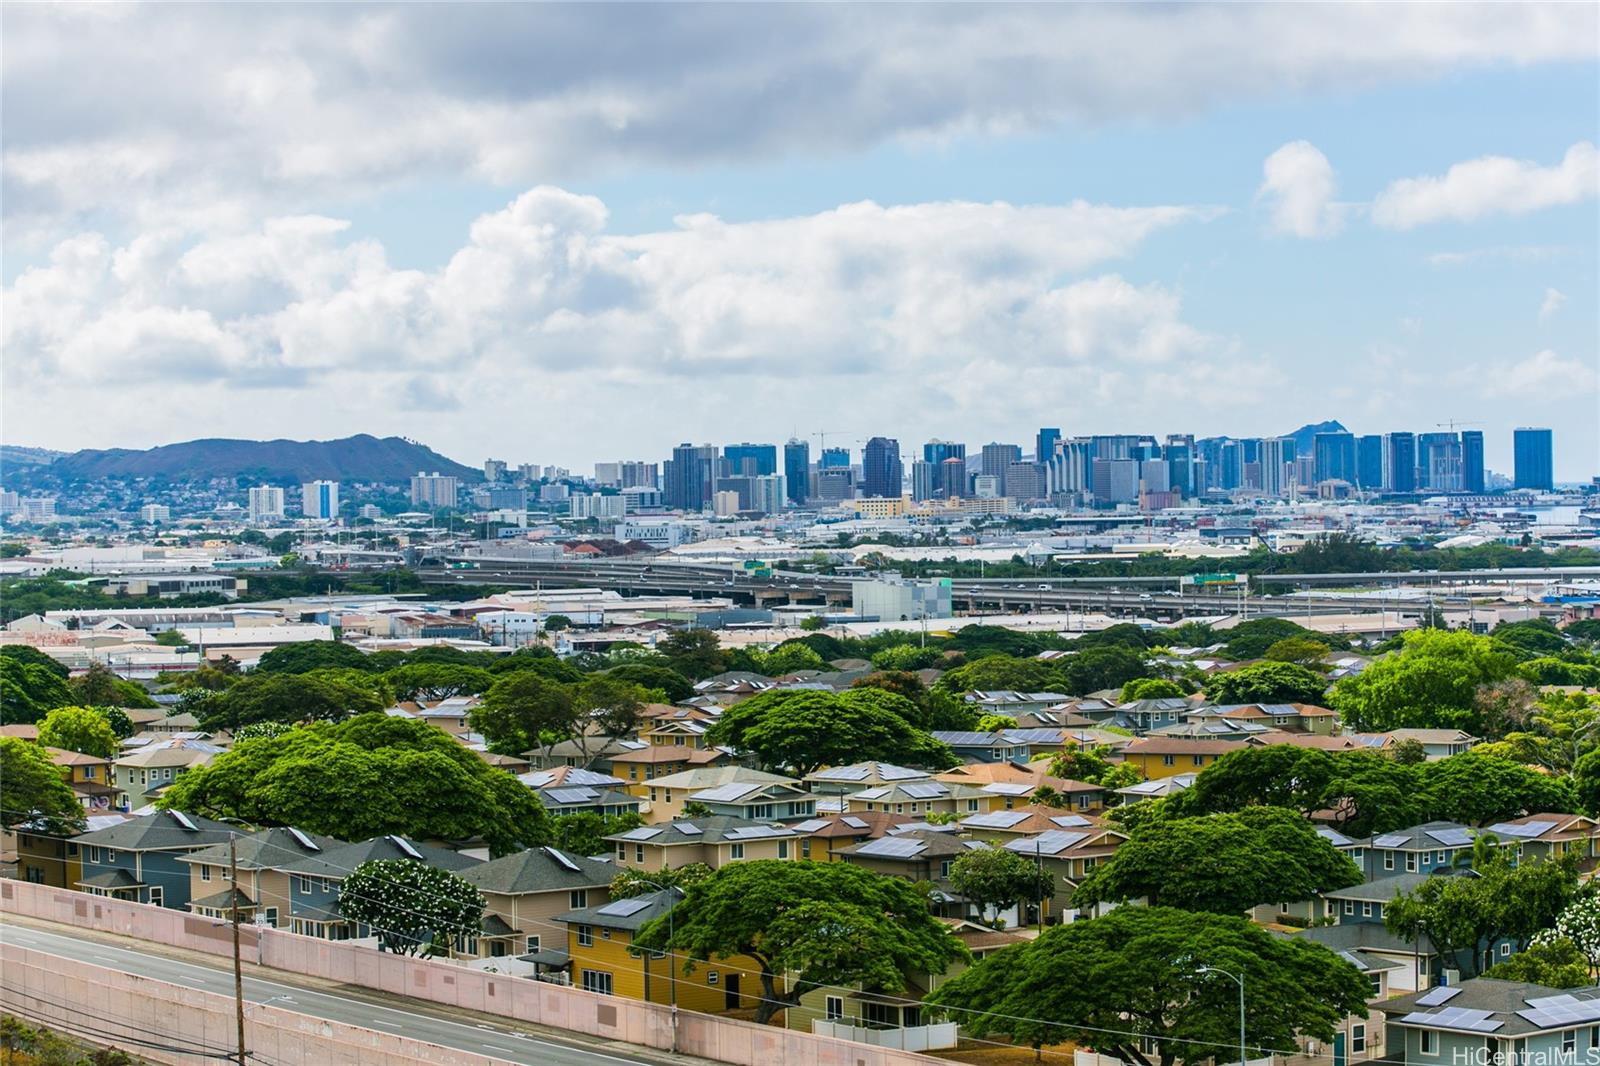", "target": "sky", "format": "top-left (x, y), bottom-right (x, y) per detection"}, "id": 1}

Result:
top-left (2, 3), bottom-right (1598, 481)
